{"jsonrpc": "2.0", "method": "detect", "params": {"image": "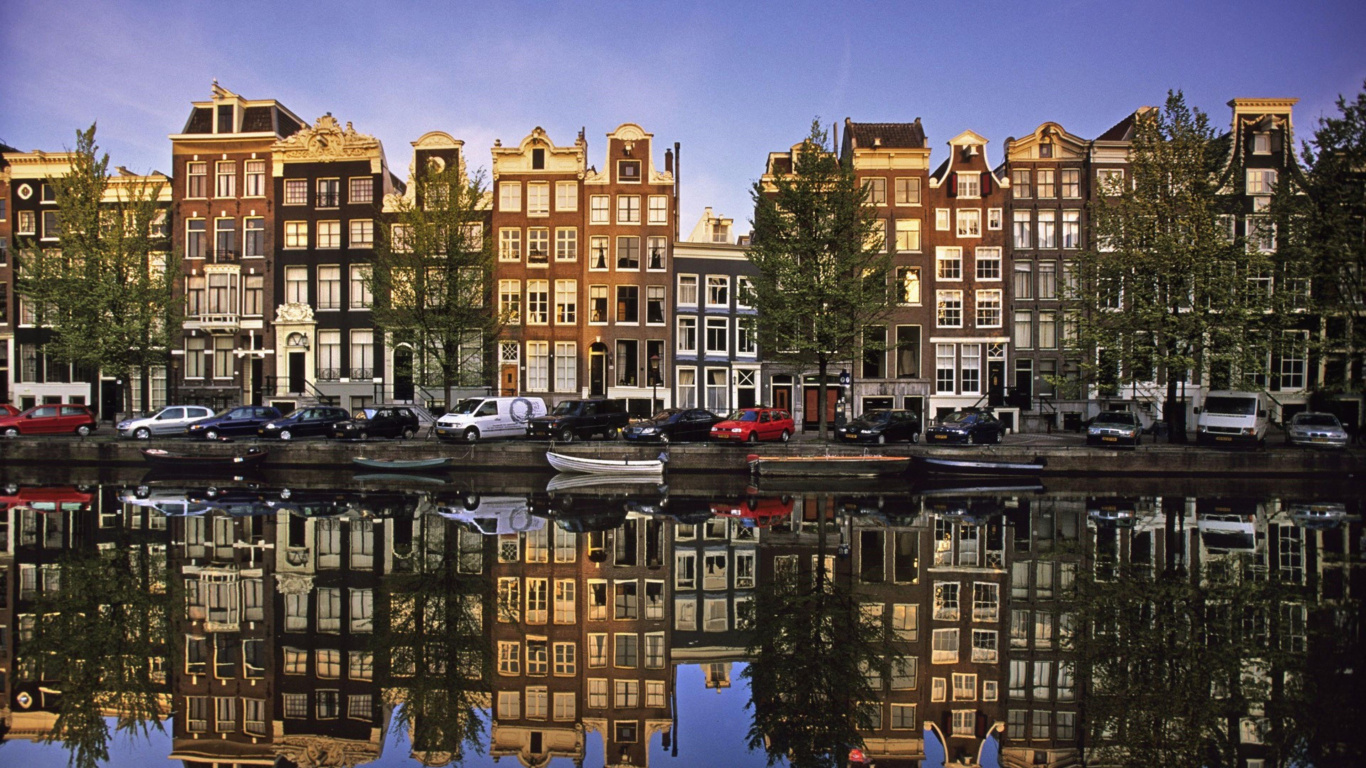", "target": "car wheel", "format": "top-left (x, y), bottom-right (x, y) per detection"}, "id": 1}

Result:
top-left (280, 429), bottom-right (293, 441)
top-left (76, 425), bottom-right (92, 437)
top-left (748, 431), bottom-right (759, 443)
top-left (969, 431), bottom-right (979, 445)
top-left (910, 431), bottom-right (920, 444)
top-left (659, 433), bottom-right (670, 444)
top-left (204, 429), bottom-right (219, 441)
top-left (559, 428), bottom-right (575, 443)
top-left (358, 430), bottom-right (368, 441)
top-left (993, 430), bottom-right (1003, 445)
top-left (135, 485), bottom-right (150, 499)
top-left (134, 427), bottom-right (151, 440)
top-left (3, 428), bottom-right (18, 438)
top-left (464, 427), bottom-right (480, 443)
top-left (780, 430), bottom-right (791, 443)
top-left (402, 428), bottom-right (416, 440)
top-left (876, 434), bottom-right (886, 445)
